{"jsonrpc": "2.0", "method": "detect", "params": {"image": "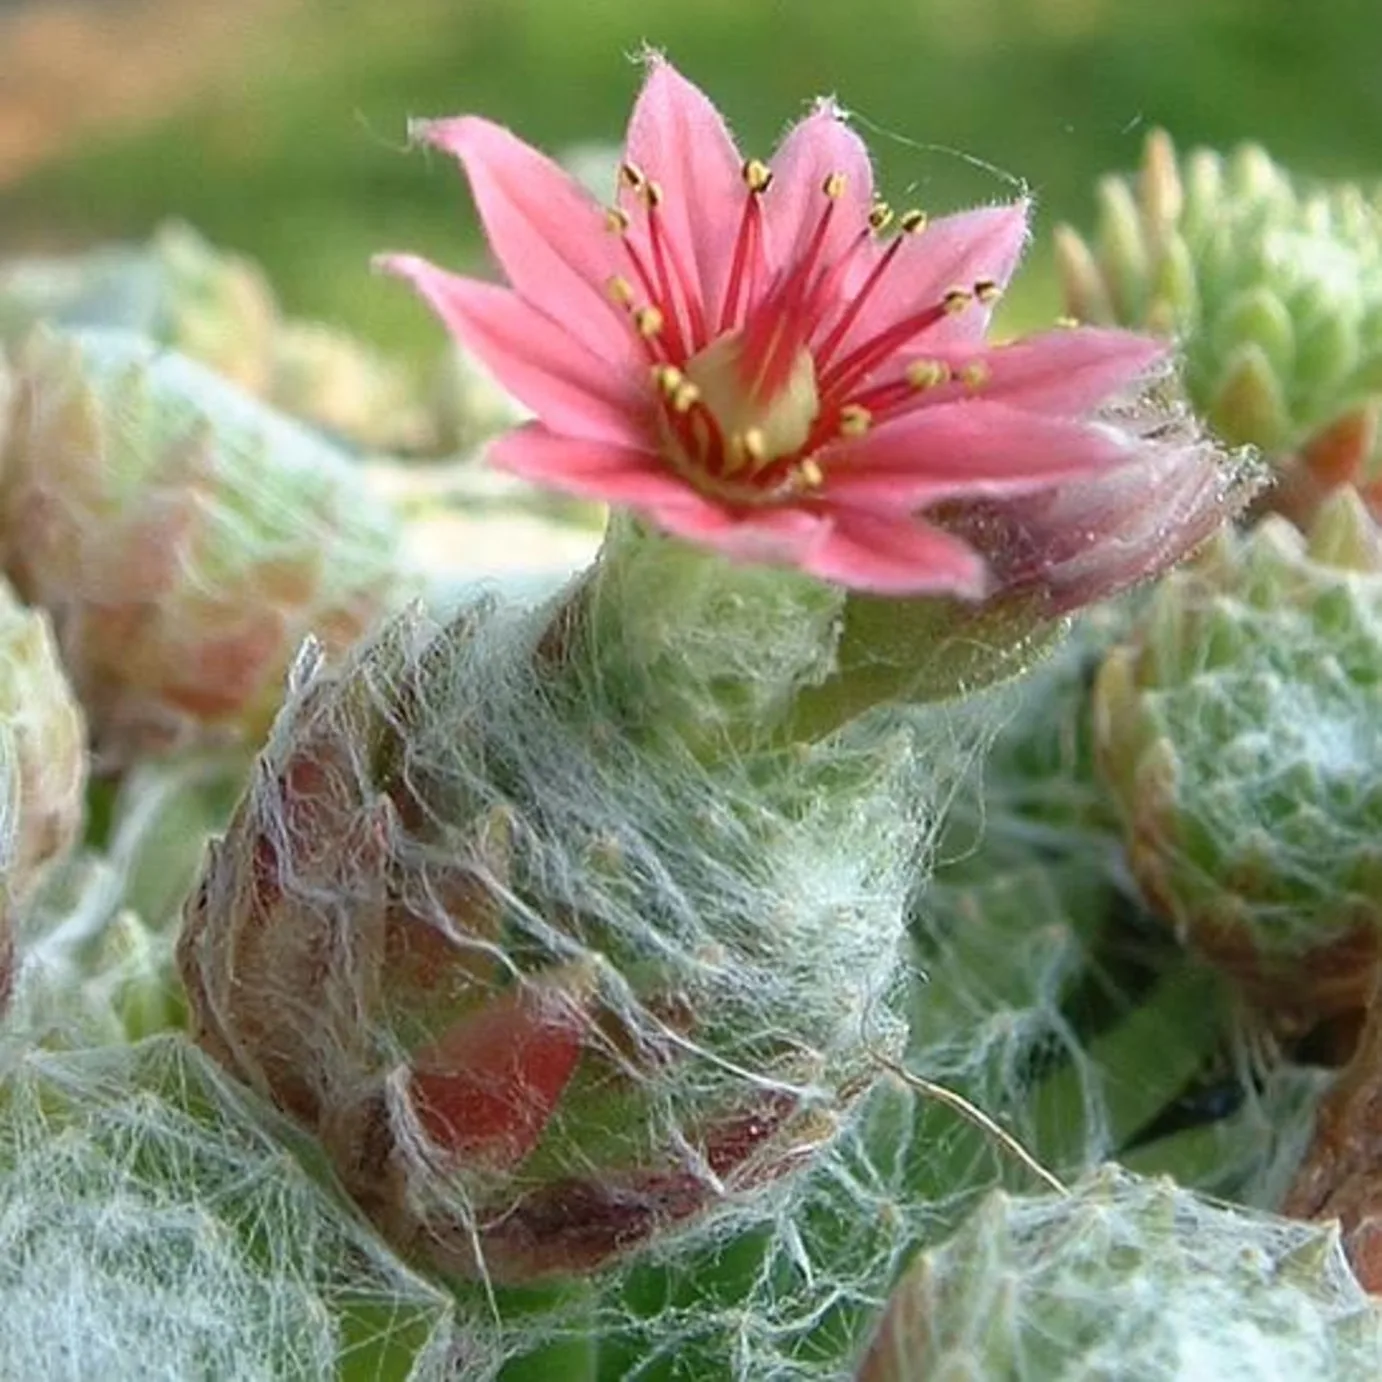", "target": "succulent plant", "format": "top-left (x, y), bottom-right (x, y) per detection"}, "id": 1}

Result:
top-left (1057, 131), bottom-right (1382, 519)
top-left (178, 588), bottom-right (911, 1284)
top-left (0, 327), bottom-right (407, 762)
top-left (858, 1165), bottom-right (1382, 1381)
top-left (0, 222), bottom-right (278, 394)
top-left (1093, 487), bottom-right (1382, 1021)
top-left (0, 1035), bottom-right (460, 1379)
